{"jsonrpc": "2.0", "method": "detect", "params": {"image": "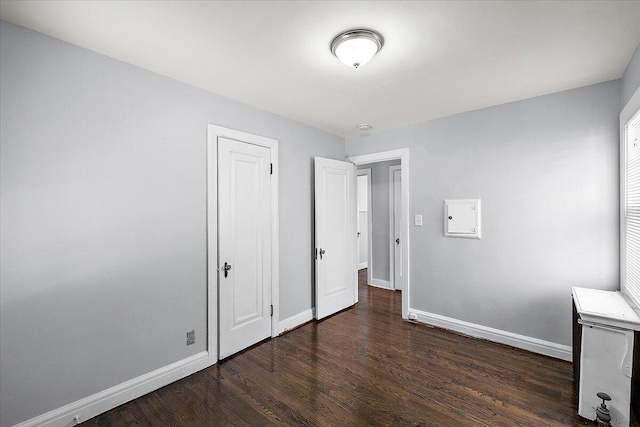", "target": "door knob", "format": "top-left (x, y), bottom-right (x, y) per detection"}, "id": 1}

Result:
top-left (223, 262), bottom-right (232, 278)
top-left (319, 248), bottom-right (326, 259)
top-left (396, 238), bottom-right (400, 244)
